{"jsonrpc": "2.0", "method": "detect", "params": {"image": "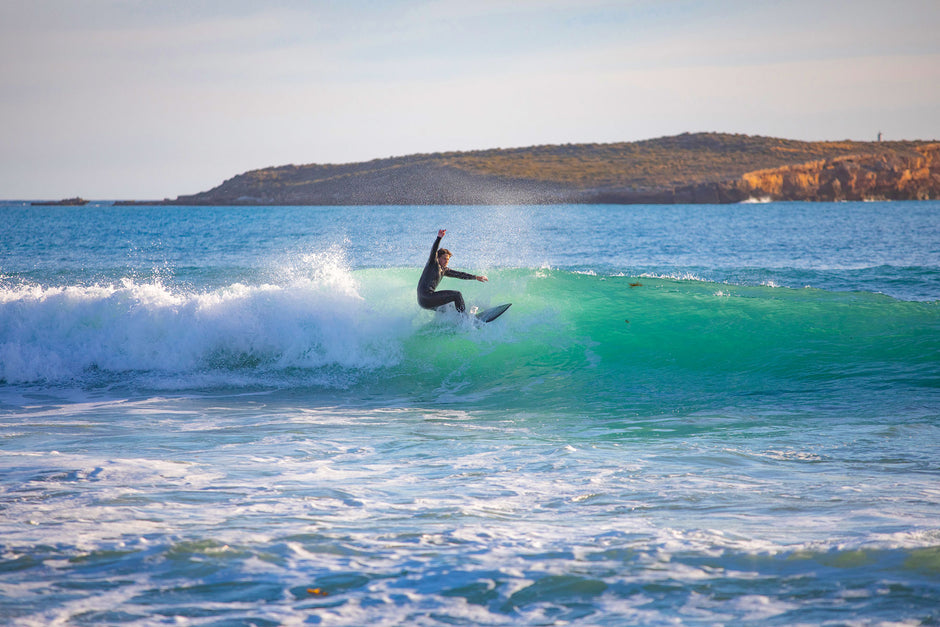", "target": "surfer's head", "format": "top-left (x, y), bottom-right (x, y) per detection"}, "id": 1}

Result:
top-left (437, 249), bottom-right (452, 267)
